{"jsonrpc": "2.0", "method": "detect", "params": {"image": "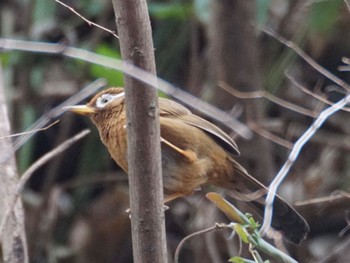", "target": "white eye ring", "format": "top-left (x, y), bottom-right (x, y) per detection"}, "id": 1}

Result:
top-left (96, 92), bottom-right (125, 108)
